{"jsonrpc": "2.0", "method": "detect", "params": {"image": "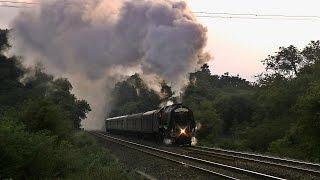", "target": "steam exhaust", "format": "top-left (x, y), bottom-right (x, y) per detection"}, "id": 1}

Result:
top-left (12, 0), bottom-right (209, 129)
